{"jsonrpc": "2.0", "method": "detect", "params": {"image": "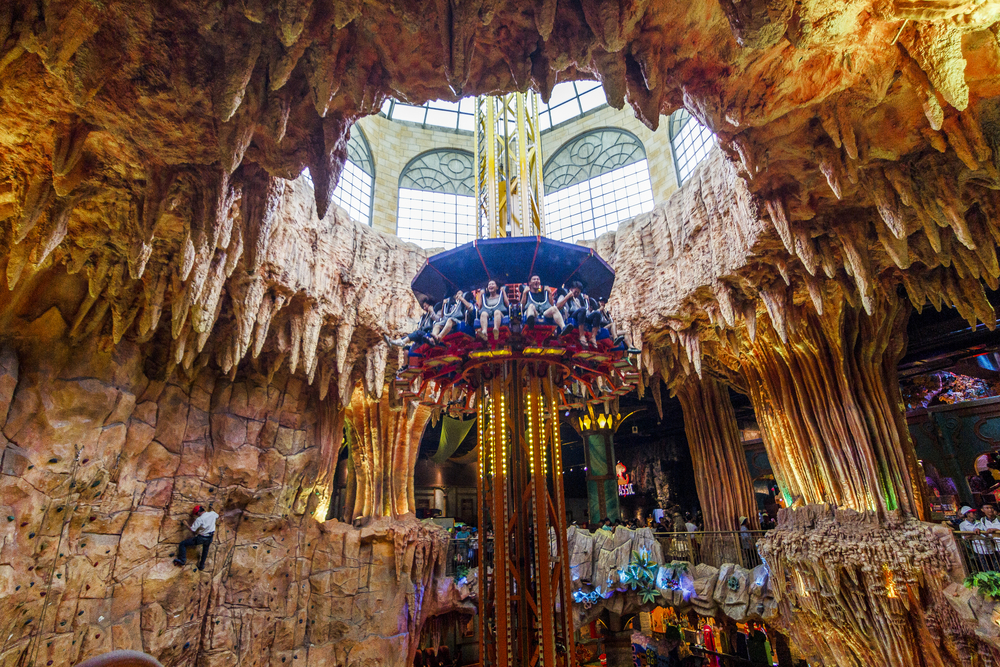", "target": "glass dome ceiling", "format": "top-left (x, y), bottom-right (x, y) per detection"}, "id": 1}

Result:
top-left (379, 81), bottom-right (607, 133)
